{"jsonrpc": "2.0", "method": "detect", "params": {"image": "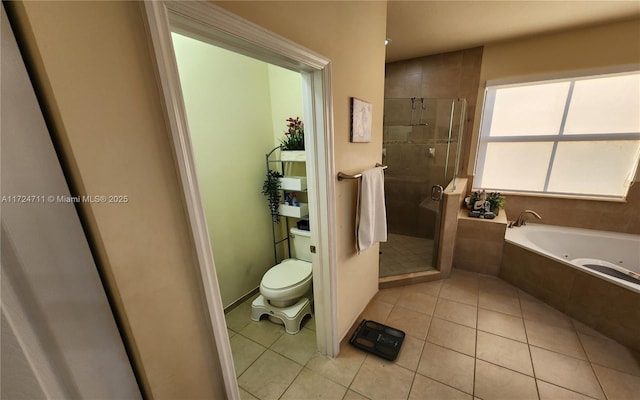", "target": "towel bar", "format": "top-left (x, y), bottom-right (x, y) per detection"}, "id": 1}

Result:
top-left (337, 164), bottom-right (387, 181)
